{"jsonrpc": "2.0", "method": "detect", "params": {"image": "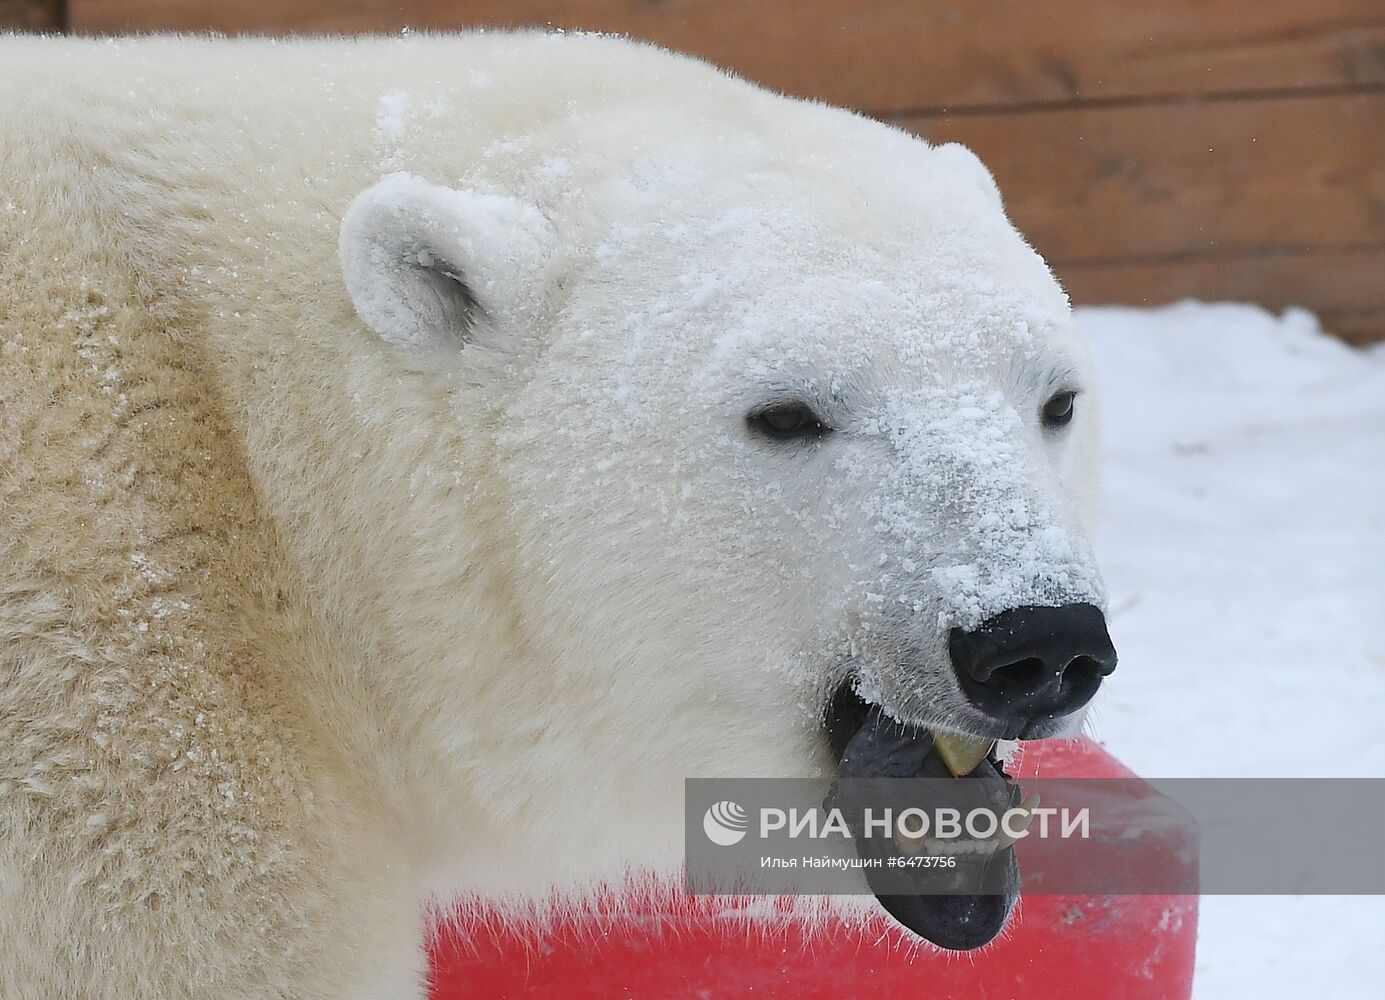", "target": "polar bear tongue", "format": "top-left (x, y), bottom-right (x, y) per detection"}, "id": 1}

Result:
top-left (828, 701), bottom-right (1020, 950)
